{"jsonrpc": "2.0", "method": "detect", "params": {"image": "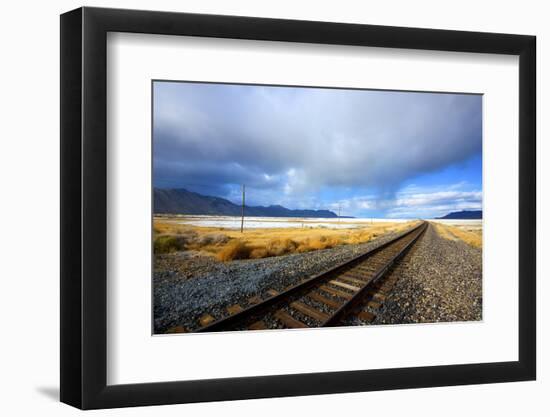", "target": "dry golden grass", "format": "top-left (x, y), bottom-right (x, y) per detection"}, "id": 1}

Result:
top-left (153, 218), bottom-right (418, 260)
top-left (153, 221), bottom-right (230, 254)
top-left (216, 240), bottom-right (253, 261)
top-left (433, 222), bottom-right (482, 248)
